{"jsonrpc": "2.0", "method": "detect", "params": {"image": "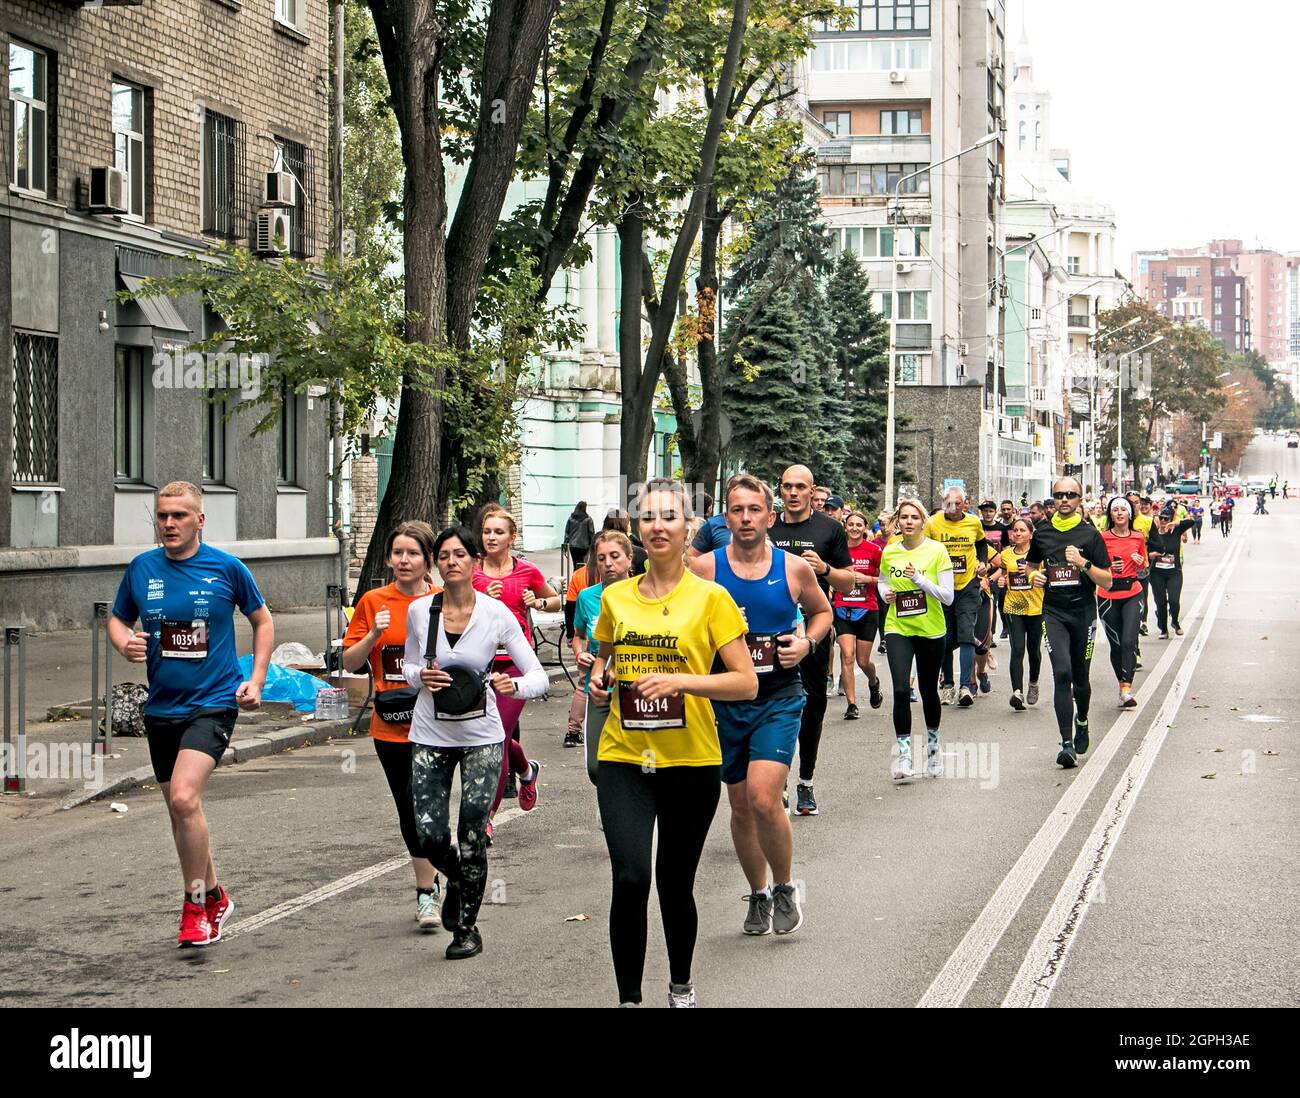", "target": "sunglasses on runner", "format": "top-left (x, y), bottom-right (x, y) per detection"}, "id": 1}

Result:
top-left (1052, 490), bottom-right (1081, 500)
